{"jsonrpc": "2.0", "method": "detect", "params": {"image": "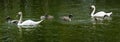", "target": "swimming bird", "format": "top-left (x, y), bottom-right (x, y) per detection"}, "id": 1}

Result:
top-left (40, 14), bottom-right (54, 20)
top-left (90, 5), bottom-right (112, 20)
top-left (61, 14), bottom-right (73, 21)
top-left (17, 12), bottom-right (44, 26)
top-left (6, 16), bottom-right (18, 24)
